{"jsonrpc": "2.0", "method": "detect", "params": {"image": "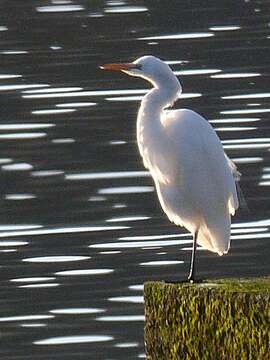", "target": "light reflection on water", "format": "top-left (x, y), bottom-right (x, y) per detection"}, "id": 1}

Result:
top-left (97, 315), bottom-right (145, 321)
top-left (139, 32), bottom-right (215, 40)
top-left (210, 118), bottom-right (260, 123)
top-left (65, 170), bottom-right (150, 180)
top-left (212, 72), bottom-right (261, 79)
top-left (36, 5), bottom-right (85, 13)
top-left (10, 277), bottom-right (56, 283)
top-left (0, 0), bottom-right (269, 359)
top-left (50, 308), bottom-right (105, 315)
top-left (90, 239), bottom-right (192, 249)
top-left (0, 240), bottom-right (28, 247)
top-left (140, 260), bottom-right (184, 266)
top-left (106, 215), bottom-right (150, 222)
top-left (98, 186), bottom-right (154, 194)
top-left (32, 108), bottom-right (76, 115)
top-left (19, 283), bottom-right (60, 289)
top-left (174, 69), bottom-right (221, 76)
top-left (22, 88), bottom-right (148, 98)
top-left (34, 335), bottom-right (114, 345)
top-left (0, 225), bottom-right (129, 238)
top-left (21, 323), bottom-right (47, 328)
top-left (0, 133), bottom-right (47, 139)
top-left (0, 84), bottom-right (47, 91)
top-left (5, 194), bottom-right (37, 200)
top-left (2, 162), bottom-right (33, 171)
top-left (22, 255), bottom-right (90, 263)
top-left (31, 170), bottom-right (65, 177)
top-left (222, 92), bottom-right (270, 99)
top-left (55, 269), bottom-right (114, 276)
top-left (209, 26), bottom-right (241, 31)
top-left (56, 102), bottom-right (97, 108)
top-left (221, 108), bottom-right (270, 114)
top-left (1, 50), bottom-right (28, 54)
top-left (115, 342), bottom-right (139, 348)
top-left (0, 315), bottom-right (54, 322)
top-left (108, 296), bottom-right (144, 304)
top-left (0, 123), bottom-right (55, 130)
top-left (105, 6), bottom-right (148, 14)
top-left (24, 87), bottom-right (82, 94)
